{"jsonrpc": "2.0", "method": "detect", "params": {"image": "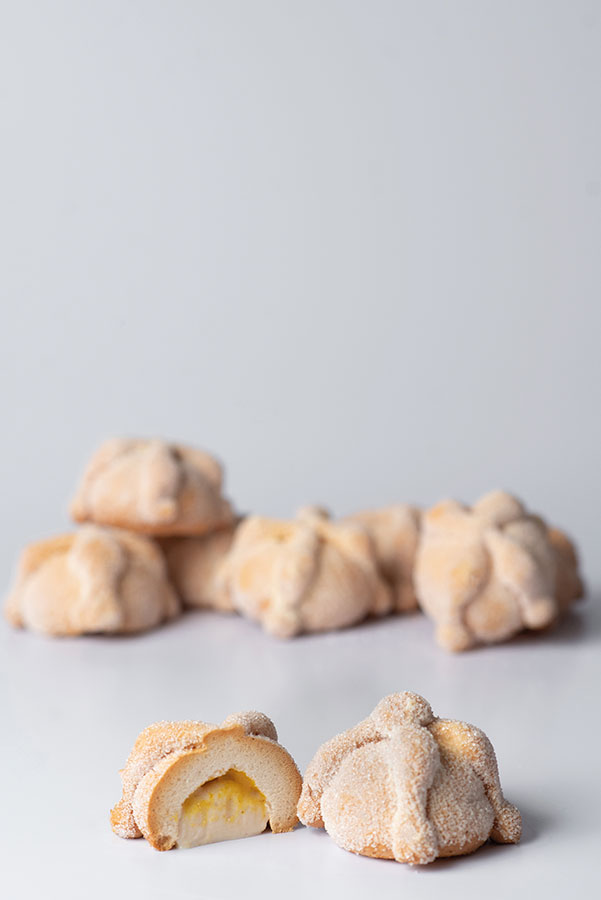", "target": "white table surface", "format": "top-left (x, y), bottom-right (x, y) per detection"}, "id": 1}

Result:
top-left (2, 590), bottom-right (599, 899)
